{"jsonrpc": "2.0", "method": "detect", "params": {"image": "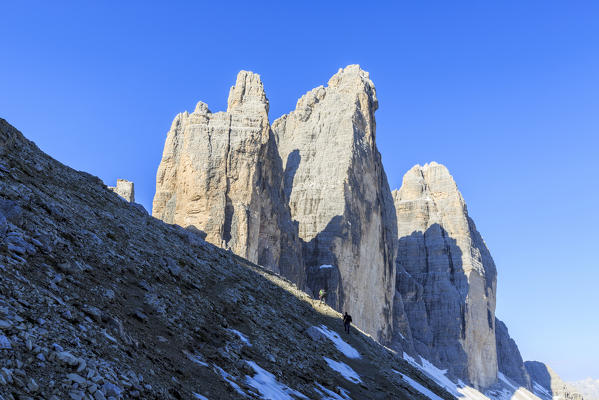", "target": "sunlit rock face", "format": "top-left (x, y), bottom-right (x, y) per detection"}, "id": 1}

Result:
top-left (392, 162), bottom-right (498, 389)
top-left (108, 179), bottom-right (135, 202)
top-left (152, 71), bottom-right (304, 285)
top-left (273, 65), bottom-right (397, 342)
